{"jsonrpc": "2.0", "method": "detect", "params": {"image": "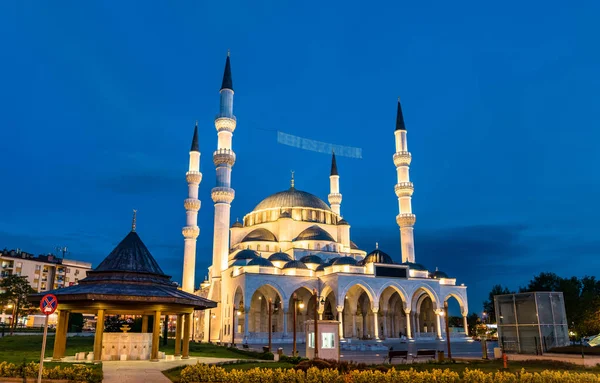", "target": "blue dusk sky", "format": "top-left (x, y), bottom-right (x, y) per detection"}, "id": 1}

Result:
top-left (1, 1), bottom-right (599, 315)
